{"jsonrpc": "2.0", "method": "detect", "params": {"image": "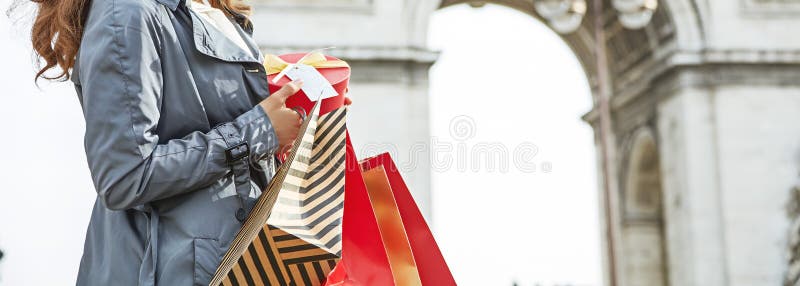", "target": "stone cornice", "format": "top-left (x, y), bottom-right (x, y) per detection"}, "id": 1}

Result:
top-left (670, 49), bottom-right (800, 65)
top-left (259, 45), bottom-right (439, 84)
top-left (582, 52), bottom-right (800, 124)
top-left (610, 47), bottom-right (800, 104)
